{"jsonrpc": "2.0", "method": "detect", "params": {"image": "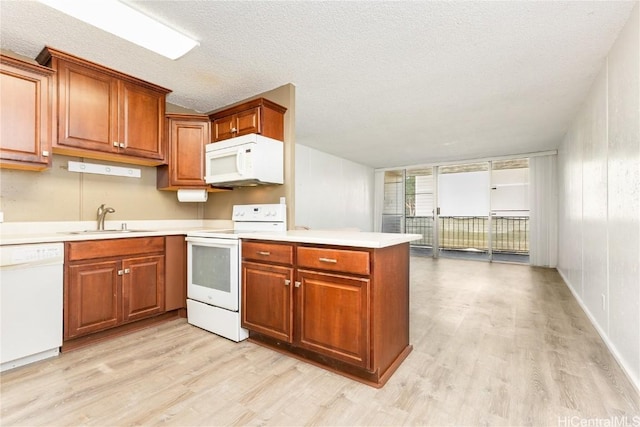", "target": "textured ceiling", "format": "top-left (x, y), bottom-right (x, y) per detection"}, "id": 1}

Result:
top-left (0, 1), bottom-right (635, 168)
